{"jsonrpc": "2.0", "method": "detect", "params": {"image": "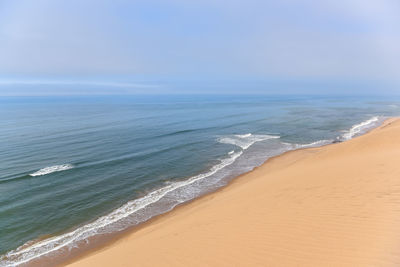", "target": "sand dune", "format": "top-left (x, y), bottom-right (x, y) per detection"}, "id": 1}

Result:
top-left (67, 118), bottom-right (400, 266)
